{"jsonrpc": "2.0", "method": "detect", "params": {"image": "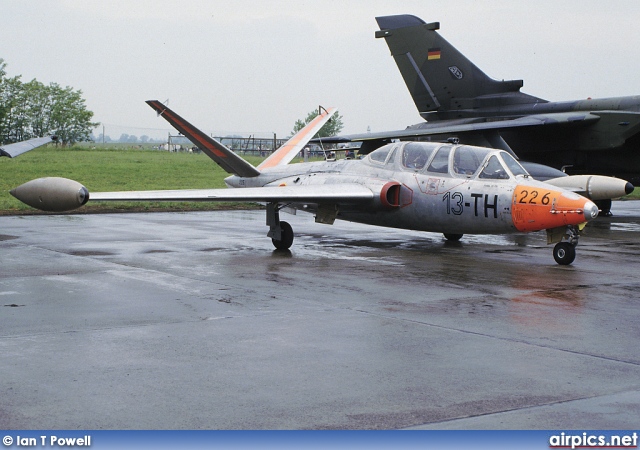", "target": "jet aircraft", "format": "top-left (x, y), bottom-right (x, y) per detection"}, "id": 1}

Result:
top-left (12, 100), bottom-right (627, 265)
top-left (318, 14), bottom-right (638, 212)
top-left (1, 135), bottom-right (57, 158)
